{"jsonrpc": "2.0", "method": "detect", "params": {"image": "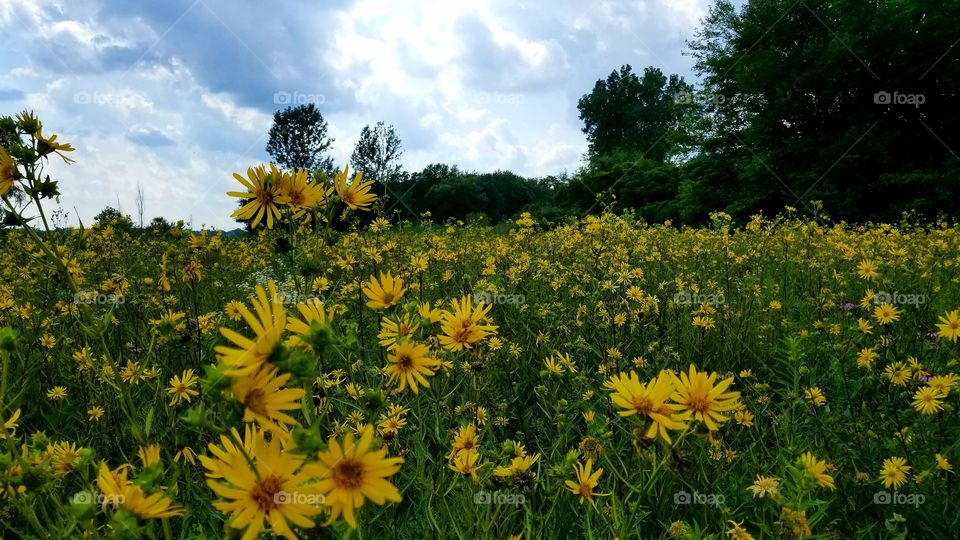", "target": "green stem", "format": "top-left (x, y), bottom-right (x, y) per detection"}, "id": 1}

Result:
top-left (0, 350), bottom-right (9, 414)
top-left (2, 195), bottom-right (78, 294)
